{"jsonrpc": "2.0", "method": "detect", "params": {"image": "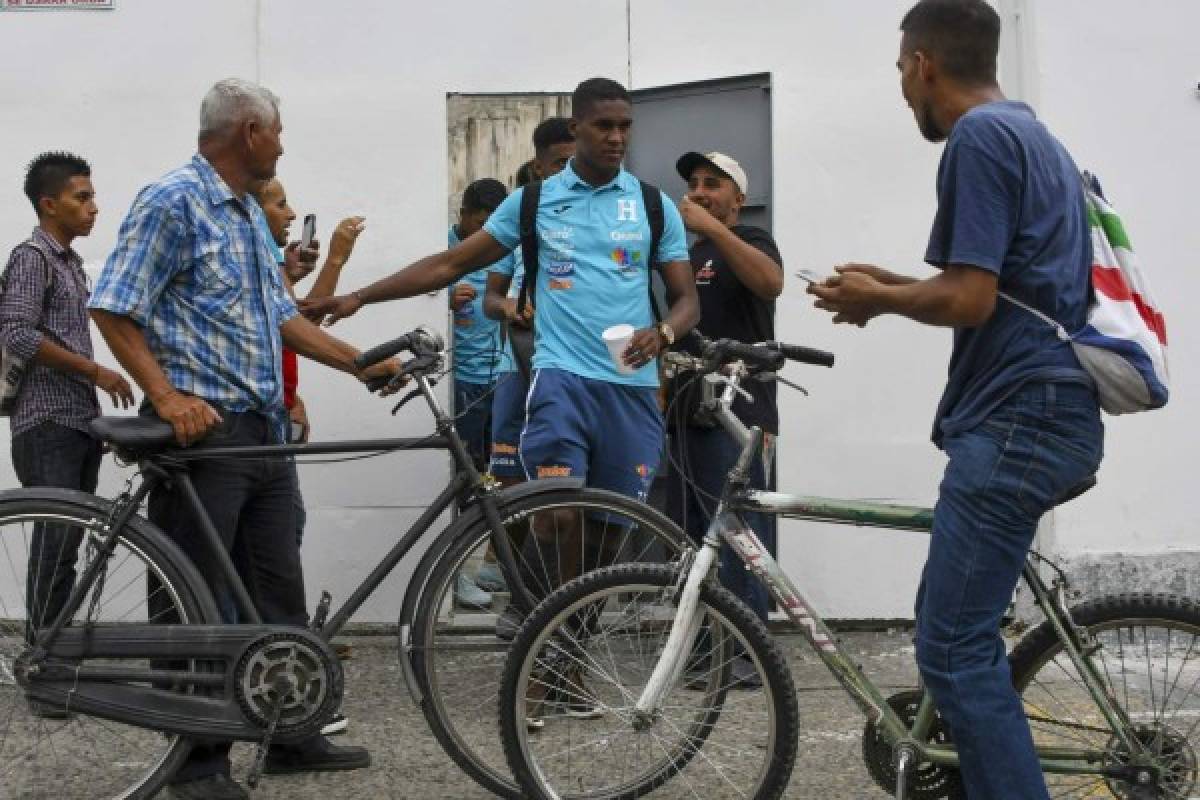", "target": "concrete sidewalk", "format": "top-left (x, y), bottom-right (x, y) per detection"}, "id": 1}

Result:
top-left (225, 629), bottom-right (919, 799)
